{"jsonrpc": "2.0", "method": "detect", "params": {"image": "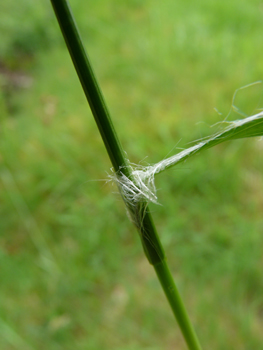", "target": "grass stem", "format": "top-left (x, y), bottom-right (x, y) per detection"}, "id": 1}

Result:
top-left (50, 1), bottom-right (203, 349)
top-left (154, 260), bottom-right (202, 350)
